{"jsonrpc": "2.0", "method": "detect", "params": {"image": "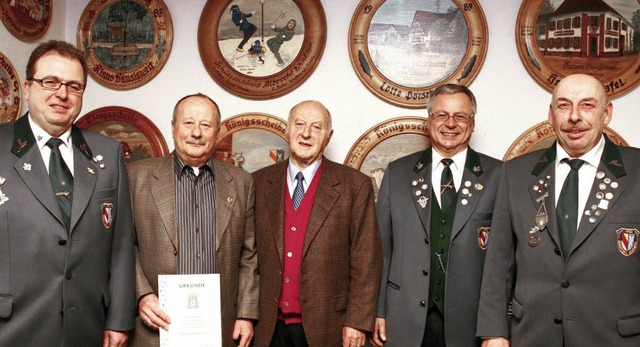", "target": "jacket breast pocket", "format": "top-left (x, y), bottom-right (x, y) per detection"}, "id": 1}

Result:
top-left (93, 188), bottom-right (116, 200)
top-left (472, 212), bottom-right (493, 222)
